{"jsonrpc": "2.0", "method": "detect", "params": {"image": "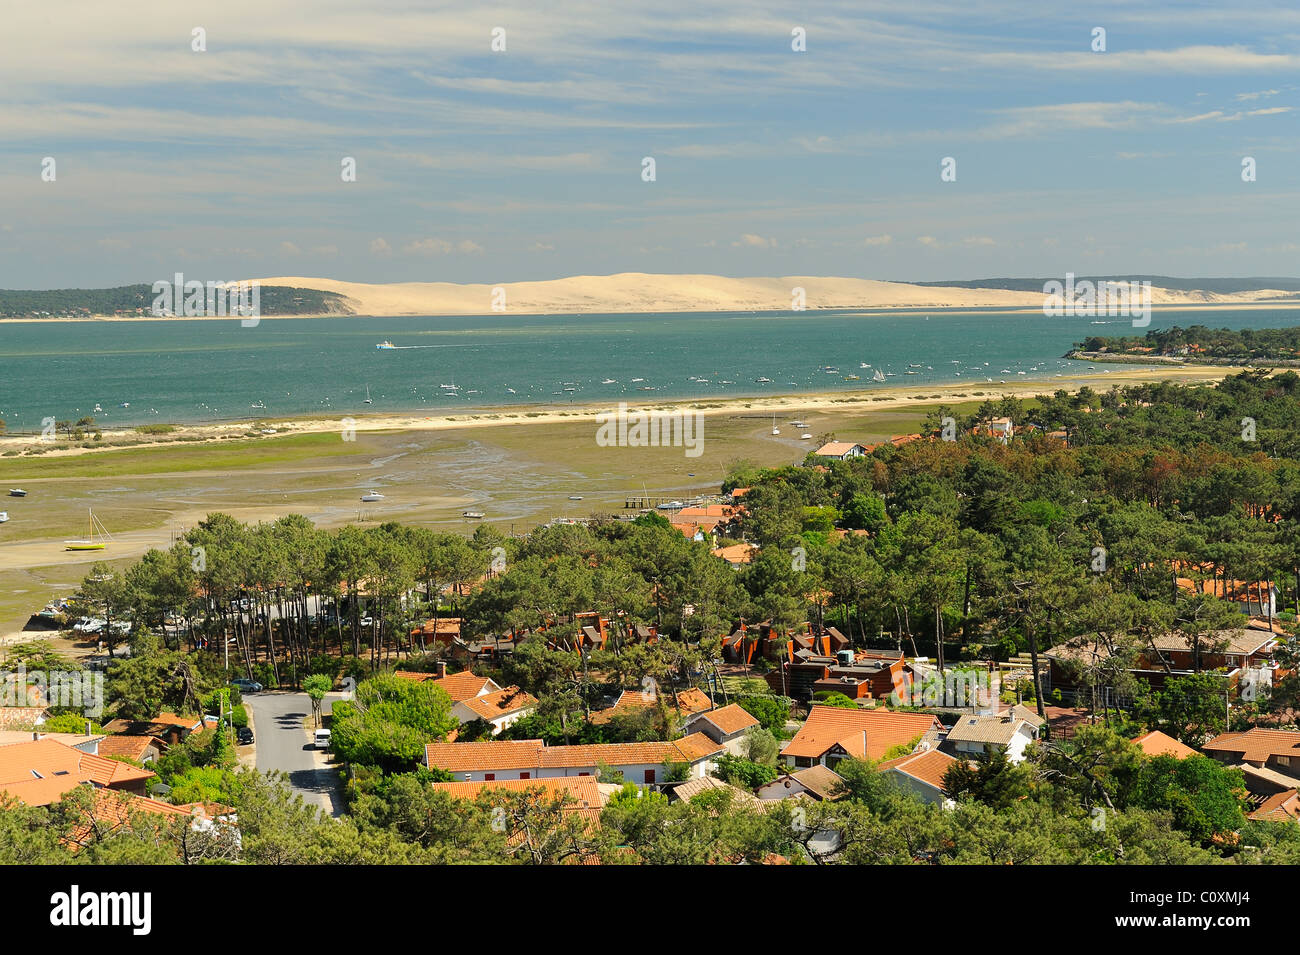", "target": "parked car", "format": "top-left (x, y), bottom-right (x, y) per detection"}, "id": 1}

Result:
top-left (236, 726), bottom-right (254, 745)
top-left (230, 678), bottom-right (263, 693)
top-left (314, 728), bottom-right (331, 750)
